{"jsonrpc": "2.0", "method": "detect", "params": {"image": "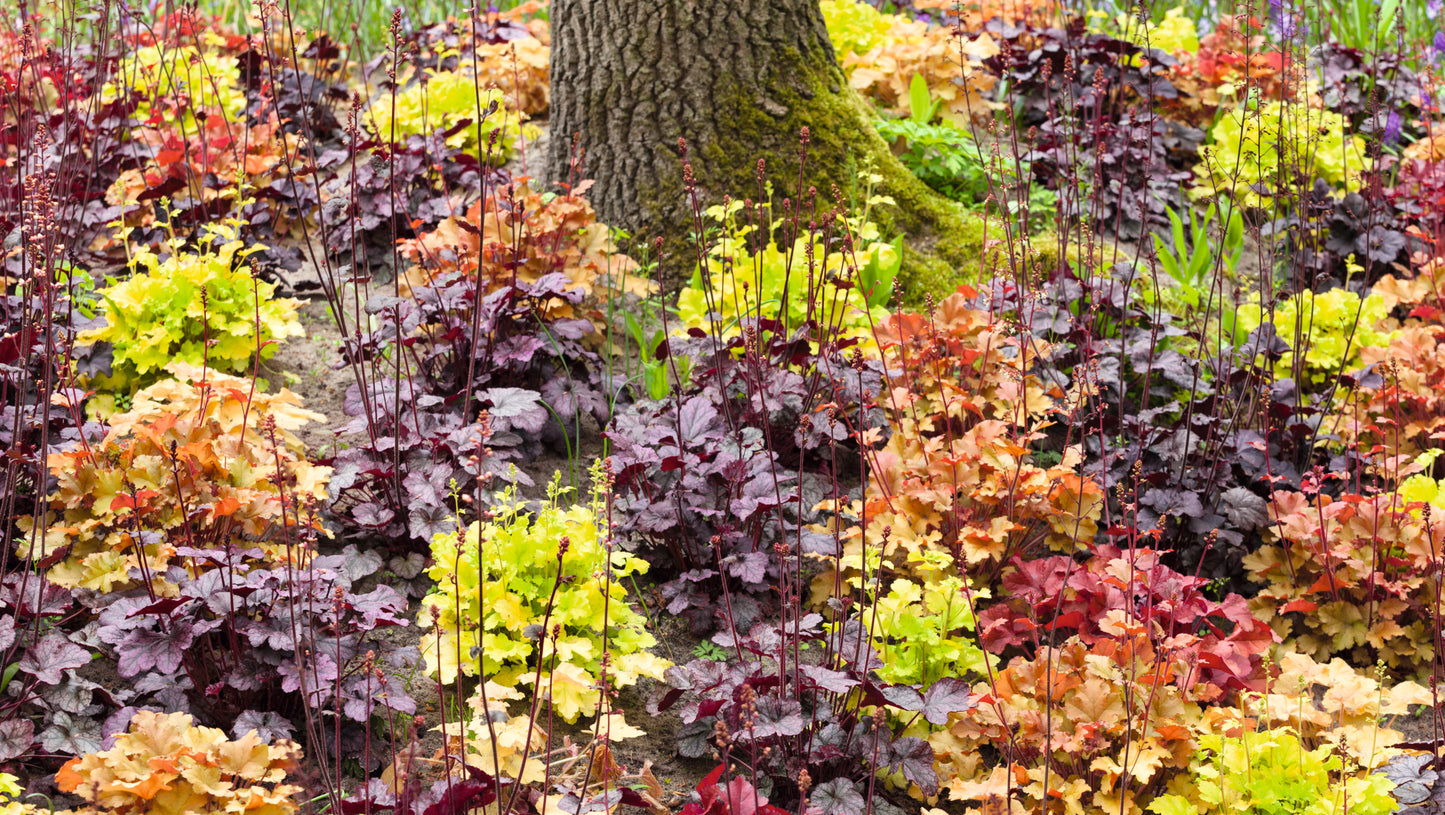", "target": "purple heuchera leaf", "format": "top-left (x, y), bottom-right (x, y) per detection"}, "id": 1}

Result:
top-left (922, 677), bottom-right (978, 725)
top-left (0, 720), bottom-right (34, 762)
top-left (480, 387), bottom-right (548, 435)
top-left (115, 625), bottom-right (192, 678)
top-left (809, 779), bottom-right (866, 815)
top-left (232, 710), bottom-right (296, 744)
top-left (19, 635), bottom-right (90, 685)
top-left (888, 737), bottom-right (939, 796)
